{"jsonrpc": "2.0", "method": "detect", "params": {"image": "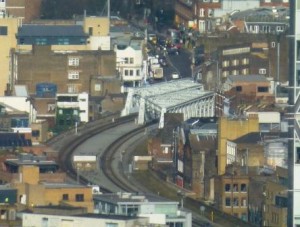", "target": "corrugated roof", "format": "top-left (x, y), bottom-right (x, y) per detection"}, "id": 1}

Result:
top-left (17, 25), bottom-right (87, 37)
